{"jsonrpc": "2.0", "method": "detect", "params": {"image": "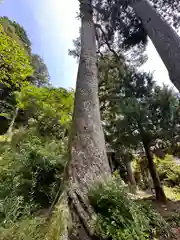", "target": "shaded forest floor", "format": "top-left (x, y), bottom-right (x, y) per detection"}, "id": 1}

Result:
top-left (136, 187), bottom-right (180, 239)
